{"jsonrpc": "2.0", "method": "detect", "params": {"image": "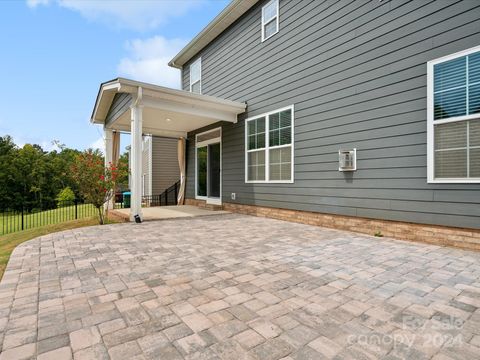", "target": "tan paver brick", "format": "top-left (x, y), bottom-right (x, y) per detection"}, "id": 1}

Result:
top-left (98, 318), bottom-right (126, 336)
top-left (233, 329), bottom-right (265, 349)
top-left (37, 346), bottom-right (72, 360)
top-left (308, 336), bottom-right (342, 358)
top-left (171, 302), bottom-right (197, 317)
top-left (249, 319), bottom-right (281, 339)
top-left (73, 344), bottom-right (109, 360)
top-left (182, 312), bottom-right (214, 332)
top-left (198, 300), bottom-right (229, 314)
top-left (0, 343), bottom-right (36, 360)
top-left (69, 326), bottom-right (101, 352)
